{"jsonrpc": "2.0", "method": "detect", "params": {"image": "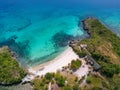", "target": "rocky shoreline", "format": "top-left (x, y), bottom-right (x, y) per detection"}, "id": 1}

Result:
top-left (69, 17), bottom-right (93, 47)
top-left (82, 17), bottom-right (93, 38)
